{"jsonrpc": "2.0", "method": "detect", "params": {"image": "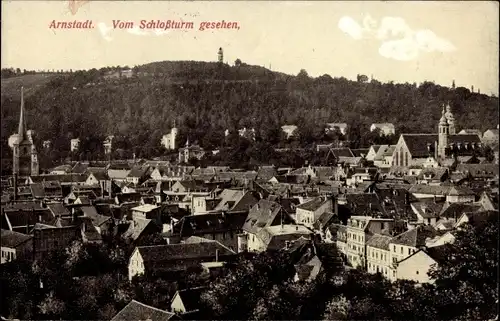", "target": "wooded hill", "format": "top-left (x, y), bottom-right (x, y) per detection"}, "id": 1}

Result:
top-left (1, 60), bottom-right (498, 159)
